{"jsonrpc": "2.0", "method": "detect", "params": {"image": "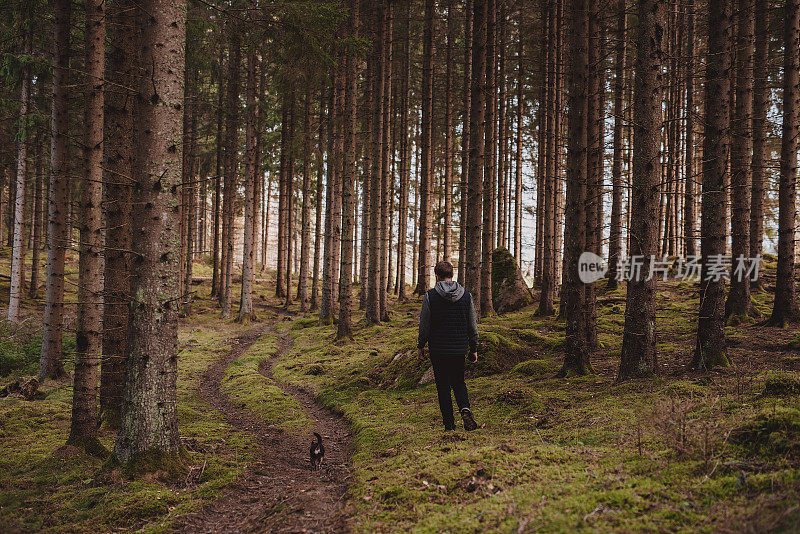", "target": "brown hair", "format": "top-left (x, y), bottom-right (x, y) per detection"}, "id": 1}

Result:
top-left (434, 261), bottom-right (454, 280)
